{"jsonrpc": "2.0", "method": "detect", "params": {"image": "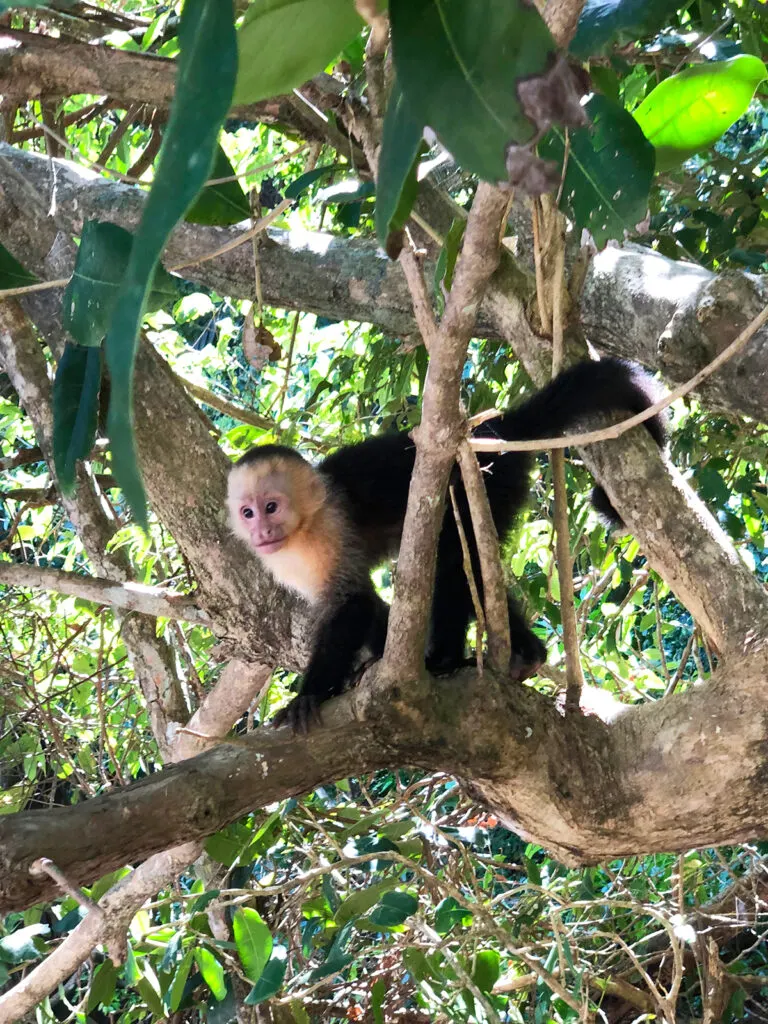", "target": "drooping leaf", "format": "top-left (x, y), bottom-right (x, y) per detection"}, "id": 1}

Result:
top-left (233, 908), bottom-right (273, 983)
top-left (390, 0), bottom-right (558, 183)
top-left (52, 344), bottom-right (102, 495)
top-left (0, 244), bottom-right (38, 289)
top-left (539, 94), bottom-right (655, 248)
top-left (64, 222), bottom-right (180, 349)
top-left (368, 890), bottom-right (418, 927)
top-left (471, 949), bottom-right (501, 993)
top-left (195, 948), bottom-right (227, 1001)
top-left (244, 948), bottom-right (288, 1004)
top-left (375, 80), bottom-right (425, 255)
top-left (87, 959), bottom-right (118, 1013)
top-left (104, 0), bottom-right (236, 529)
top-left (434, 218), bottom-right (466, 301)
top-left (233, 0), bottom-right (363, 105)
top-left (185, 144), bottom-right (250, 225)
top-left (571, 0), bottom-right (680, 59)
top-left (633, 56), bottom-right (768, 171)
